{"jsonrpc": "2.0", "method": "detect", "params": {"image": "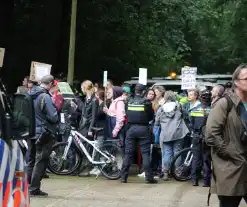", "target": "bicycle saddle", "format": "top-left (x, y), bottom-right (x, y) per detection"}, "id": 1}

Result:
top-left (91, 127), bottom-right (103, 132)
